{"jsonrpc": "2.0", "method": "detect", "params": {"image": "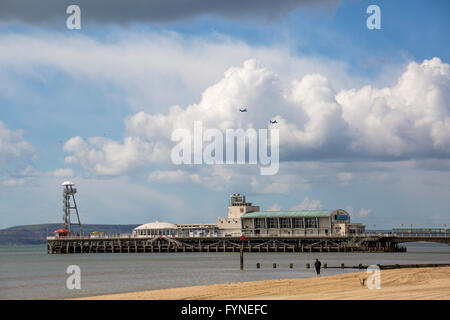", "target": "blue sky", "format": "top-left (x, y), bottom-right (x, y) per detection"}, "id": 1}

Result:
top-left (1, 0), bottom-right (449, 229)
